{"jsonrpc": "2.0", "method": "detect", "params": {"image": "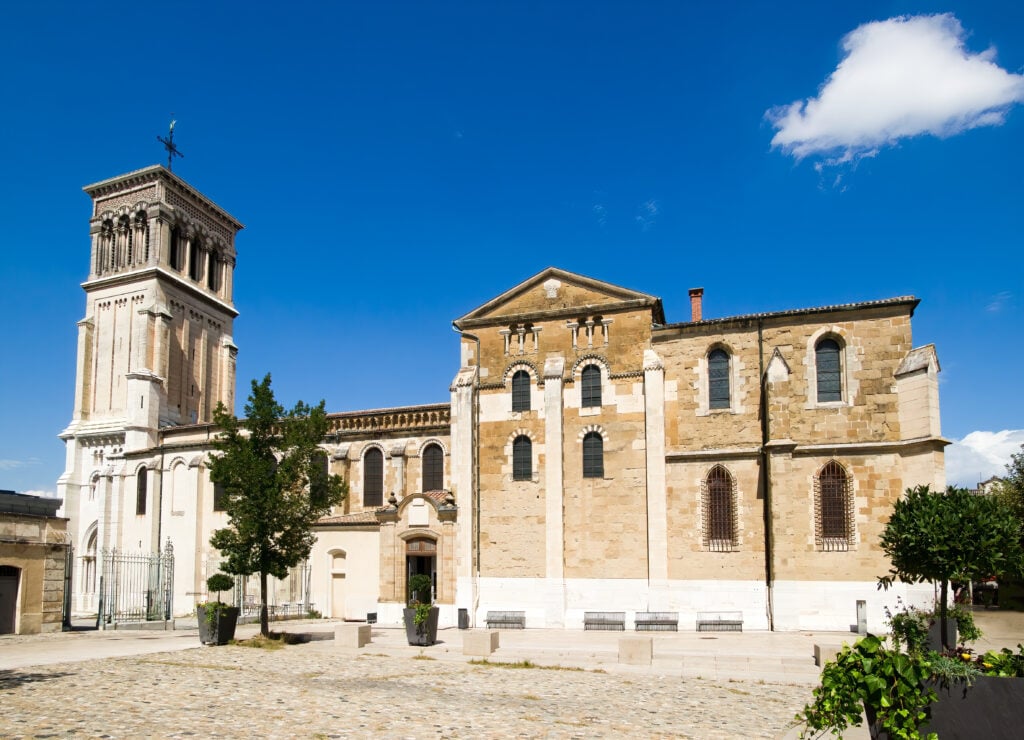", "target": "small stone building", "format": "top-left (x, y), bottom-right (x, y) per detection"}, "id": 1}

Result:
top-left (0, 491), bottom-right (69, 634)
